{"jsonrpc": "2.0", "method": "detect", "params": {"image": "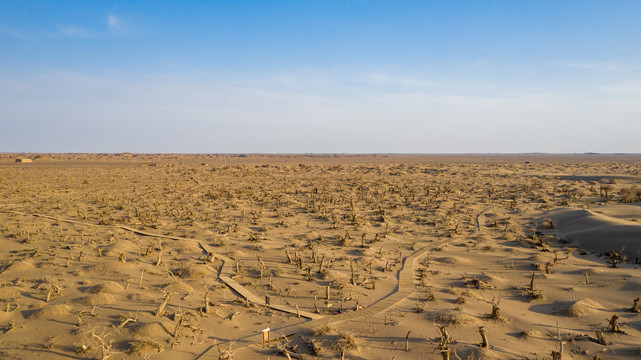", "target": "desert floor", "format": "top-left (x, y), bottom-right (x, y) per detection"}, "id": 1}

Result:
top-left (0, 153), bottom-right (640, 360)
